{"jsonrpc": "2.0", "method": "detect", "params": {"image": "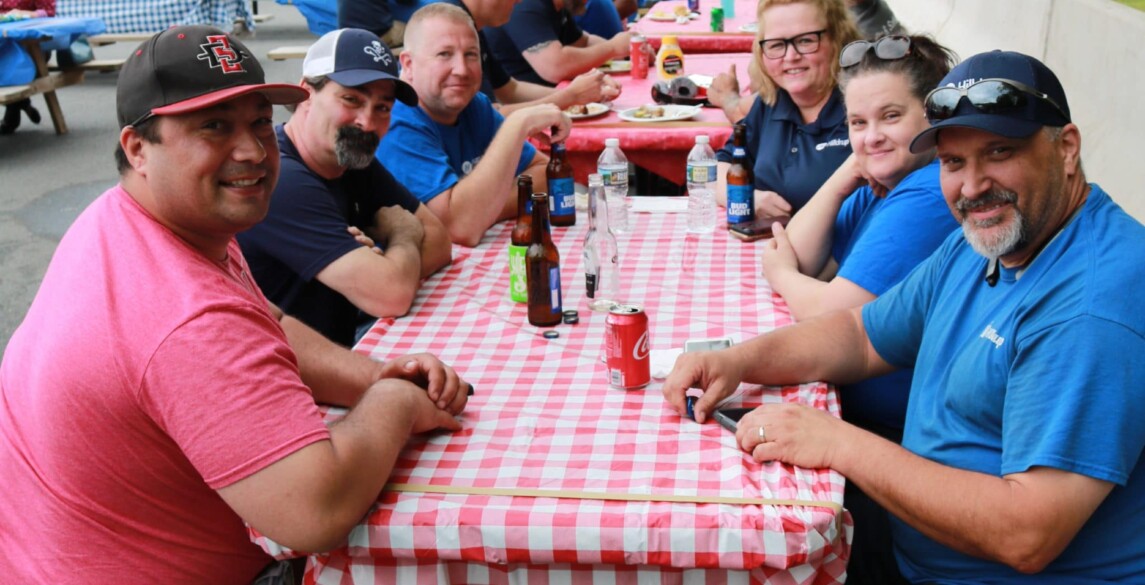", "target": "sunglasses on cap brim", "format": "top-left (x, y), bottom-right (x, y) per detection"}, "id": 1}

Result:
top-left (839, 36), bottom-right (911, 68)
top-left (924, 77), bottom-right (1070, 123)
